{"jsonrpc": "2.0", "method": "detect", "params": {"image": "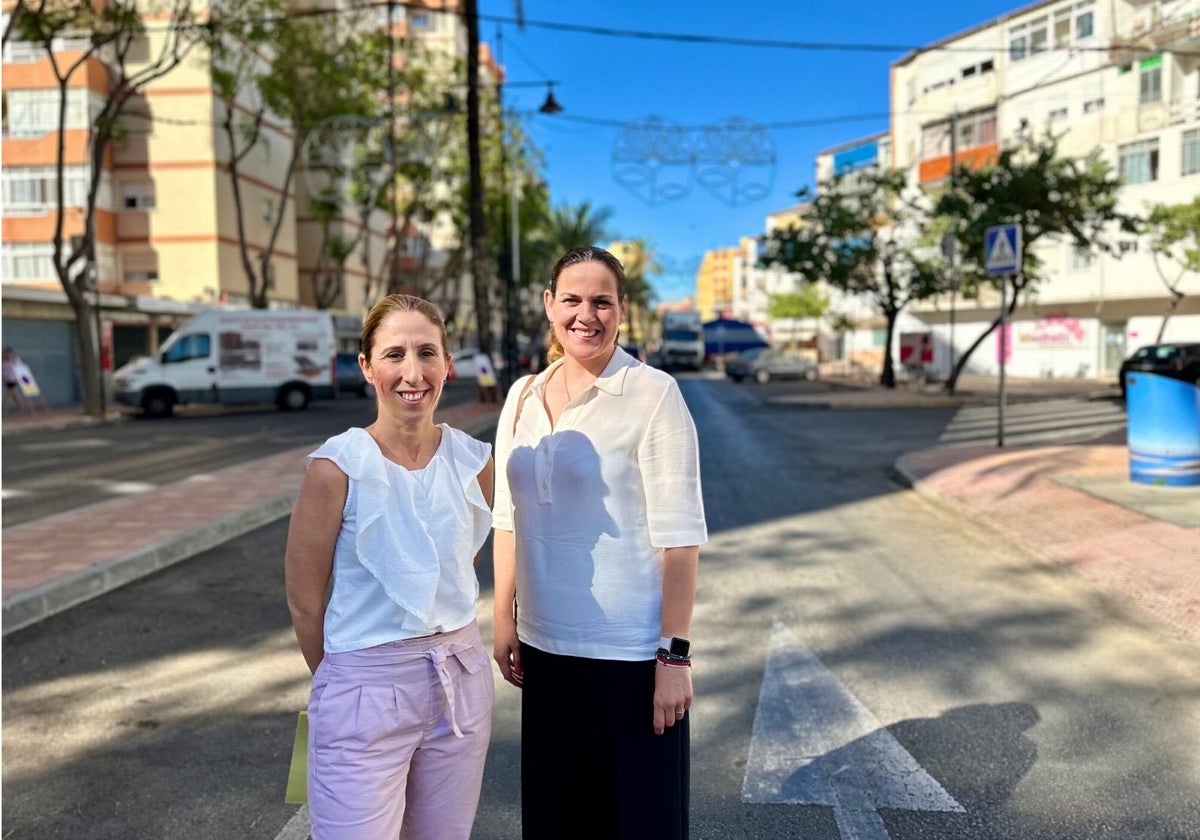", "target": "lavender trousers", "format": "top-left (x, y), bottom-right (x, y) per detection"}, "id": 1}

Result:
top-left (306, 621), bottom-right (495, 840)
